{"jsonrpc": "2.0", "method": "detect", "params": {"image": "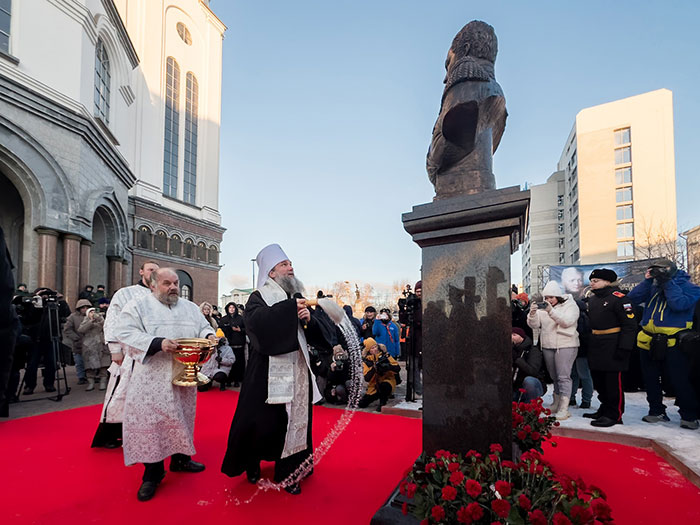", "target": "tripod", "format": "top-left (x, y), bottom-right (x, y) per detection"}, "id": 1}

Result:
top-left (46, 301), bottom-right (70, 401)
